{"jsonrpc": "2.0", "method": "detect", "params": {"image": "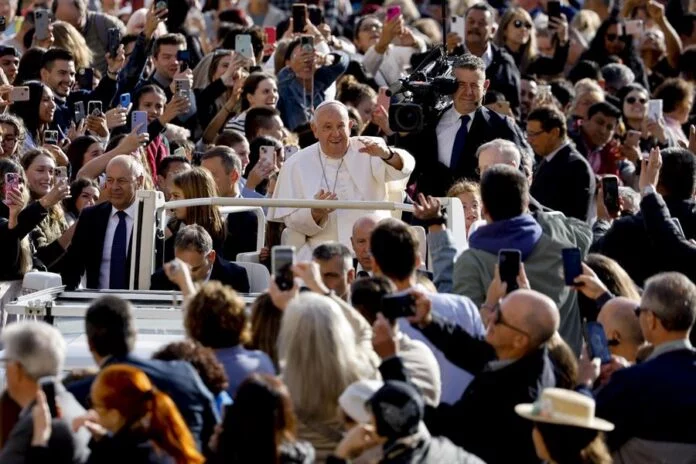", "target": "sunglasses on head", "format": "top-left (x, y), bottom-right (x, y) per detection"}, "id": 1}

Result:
top-left (626, 96), bottom-right (647, 105)
top-left (513, 19), bottom-right (533, 30)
